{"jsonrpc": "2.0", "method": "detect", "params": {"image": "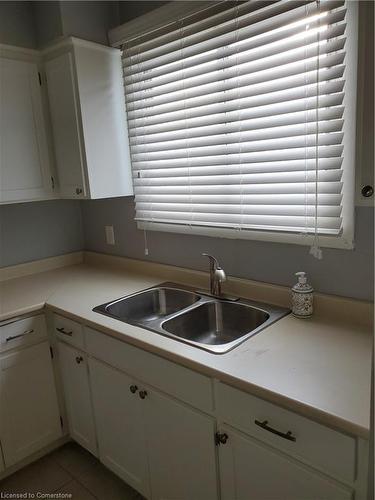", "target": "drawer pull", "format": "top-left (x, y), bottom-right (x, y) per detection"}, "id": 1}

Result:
top-left (56, 327), bottom-right (73, 336)
top-left (75, 356), bottom-right (84, 364)
top-left (6, 329), bottom-right (34, 342)
top-left (129, 385), bottom-right (138, 394)
top-left (254, 419), bottom-right (296, 442)
top-left (139, 390), bottom-right (148, 400)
